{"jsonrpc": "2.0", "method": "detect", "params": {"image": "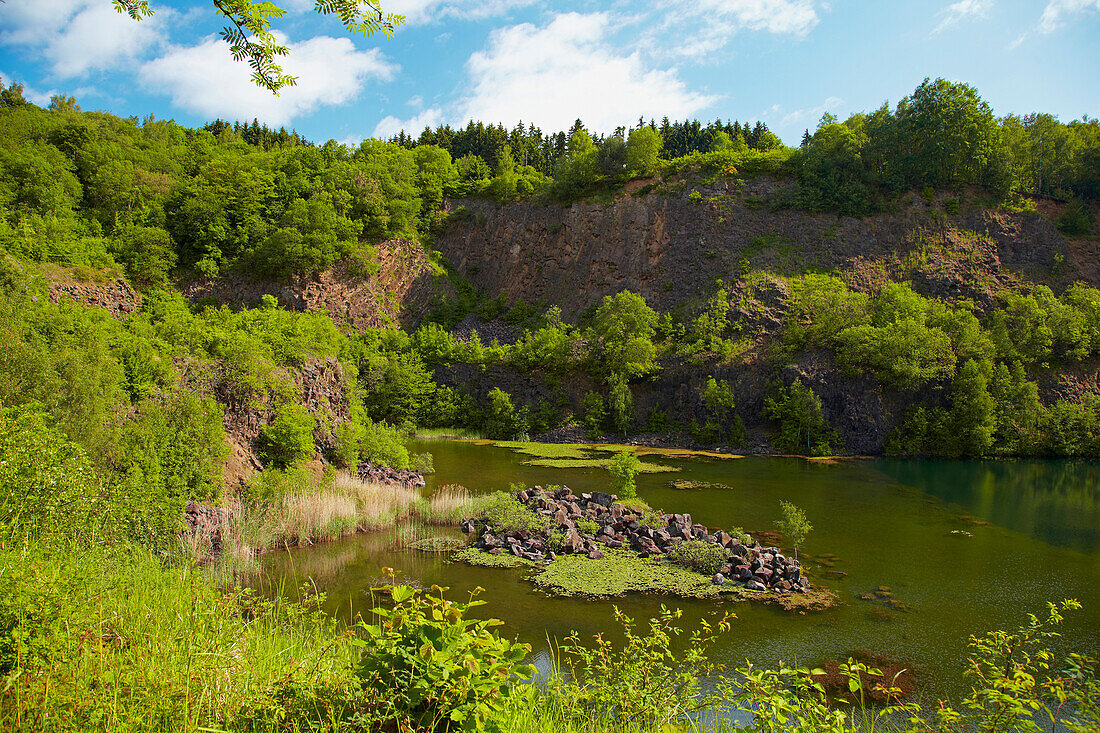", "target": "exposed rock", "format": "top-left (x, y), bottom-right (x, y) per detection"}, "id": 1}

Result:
top-left (357, 462), bottom-right (426, 489)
